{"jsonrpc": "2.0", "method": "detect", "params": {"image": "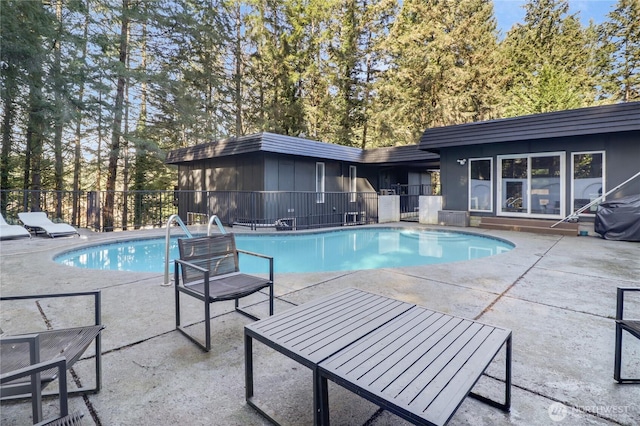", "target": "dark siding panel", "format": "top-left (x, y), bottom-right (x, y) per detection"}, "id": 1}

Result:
top-left (294, 160), bottom-right (316, 191)
top-left (238, 153), bottom-right (264, 191)
top-left (605, 134), bottom-right (640, 197)
top-left (178, 166), bottom-right (192, 191)
top-left (325, 161), bottom-right (342, 192)
top-left (440, 149), bottom-right (468, 210)
top-left (206, 157), bottom-right (237, 191)
top-left (264, 156), bottom-right (279, 191)
top-left (192, 164), bottom-right (204, 191)
top-left (278, 159), bottom-right (295, 191)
